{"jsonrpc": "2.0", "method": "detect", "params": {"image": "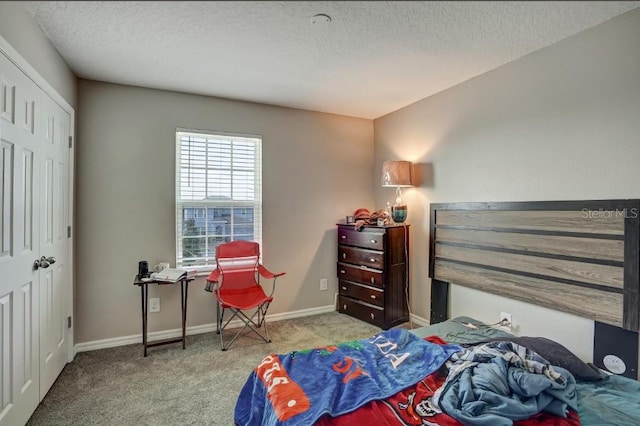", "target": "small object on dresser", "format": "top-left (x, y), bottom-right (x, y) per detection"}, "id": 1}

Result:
top-left (391, 204), bottom-right (408, 223)
top-left (346, 215), bottom-right (355, 224)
